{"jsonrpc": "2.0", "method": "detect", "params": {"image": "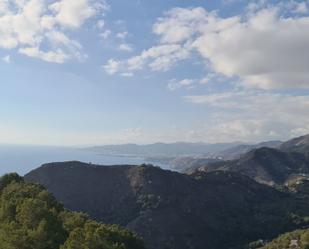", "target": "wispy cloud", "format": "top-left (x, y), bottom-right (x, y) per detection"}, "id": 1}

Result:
top-left (2, 55), bottom-right (11, 63)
